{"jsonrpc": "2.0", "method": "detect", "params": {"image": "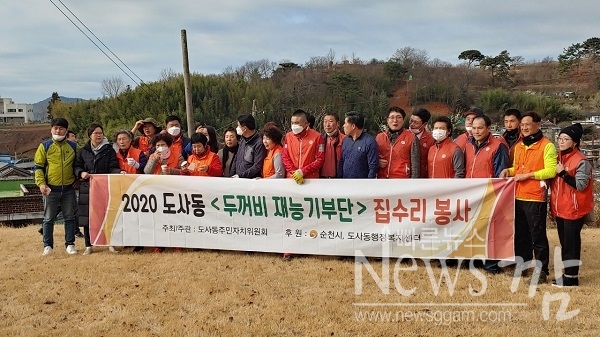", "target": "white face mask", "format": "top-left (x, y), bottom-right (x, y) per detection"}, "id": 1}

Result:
top-left (409, 128), bottom-right (421, 135)
top-left (236, 126), bottom-right (244, 136)
top-left (167, 126), bottom-right (181, 136)
top-left (157, 147), bottom-right (170, 159)
top-left (432, 129), bottom-right (447, 142)
top-left (52, 134), bottom-right (66, 141)
top-left (291, 124), bottom-right (304, 135)
top-left (465, 126), bottom-right (473, 133)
